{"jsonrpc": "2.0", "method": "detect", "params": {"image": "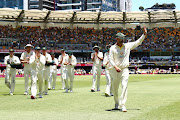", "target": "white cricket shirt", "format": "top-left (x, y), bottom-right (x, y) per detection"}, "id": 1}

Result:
top-left (91, 51), bottom-right (103, 67)
top-left (109, 34), bottom-right (145, 69)
top-left (20, 51), bottom-right (35, 67)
